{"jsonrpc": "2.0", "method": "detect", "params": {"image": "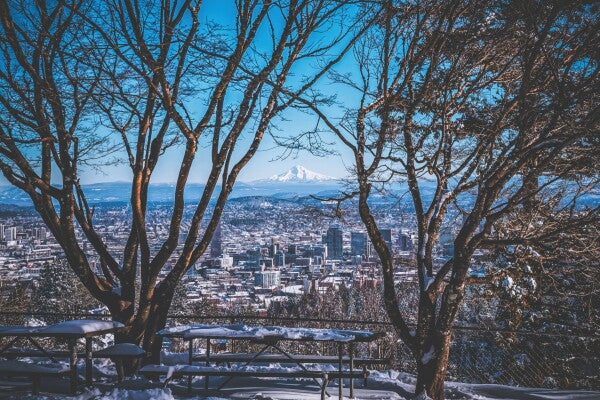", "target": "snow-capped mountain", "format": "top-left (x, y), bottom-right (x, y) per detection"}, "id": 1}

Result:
top-left (266, 165), bottom-right (335, 183)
